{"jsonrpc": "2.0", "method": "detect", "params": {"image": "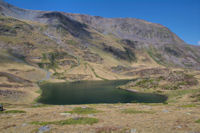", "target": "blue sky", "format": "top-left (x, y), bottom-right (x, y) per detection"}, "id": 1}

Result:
top-left (5, 0), bottom-right (200, 45)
